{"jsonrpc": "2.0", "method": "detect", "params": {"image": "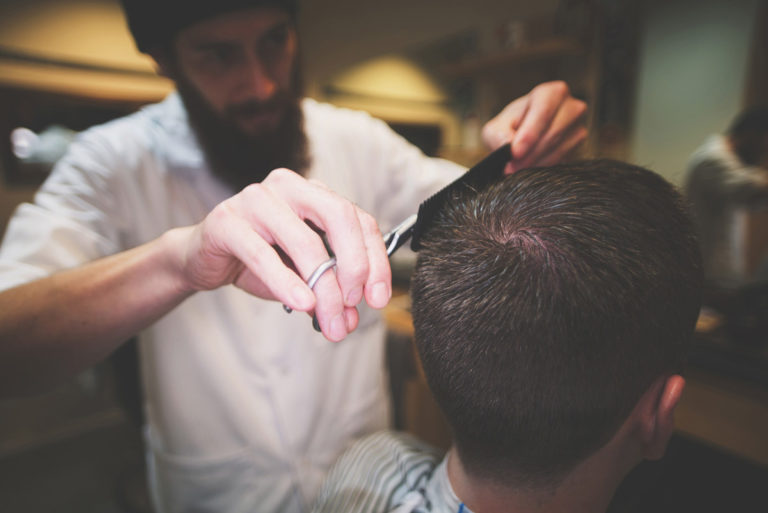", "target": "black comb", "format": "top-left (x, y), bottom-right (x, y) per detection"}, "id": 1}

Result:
top-left (284, 143), bottom-right (511, 329)
top-left (410, 143), bottom-right (511, 250)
